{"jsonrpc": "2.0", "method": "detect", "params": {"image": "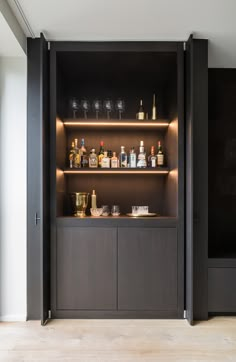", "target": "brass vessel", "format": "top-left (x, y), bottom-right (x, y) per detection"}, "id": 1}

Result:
top-left (70, 192), bottom-right (89, 217)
